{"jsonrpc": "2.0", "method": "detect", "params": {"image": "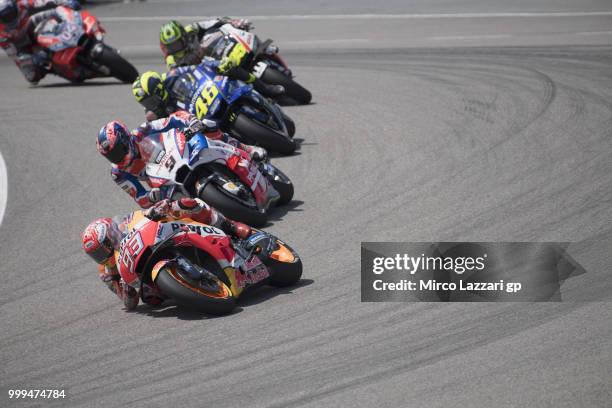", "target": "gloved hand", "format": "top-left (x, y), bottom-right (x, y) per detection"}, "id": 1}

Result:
top-left (144, 199), bottom-right (171, 221)
top-left (169, 198), bottom-right (206, 218)
top-left (229, 18), bottom-right (253, 30)
top-left (148, 188), bottom-right (163, 205)
top-left (100, 270), bottom-right (120, 283)
top-left (187, 116), bottom-right (205, 135)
